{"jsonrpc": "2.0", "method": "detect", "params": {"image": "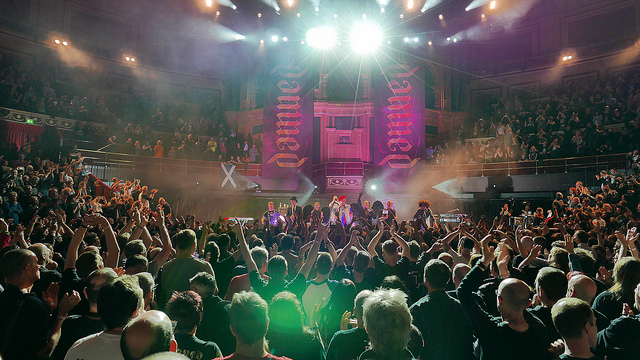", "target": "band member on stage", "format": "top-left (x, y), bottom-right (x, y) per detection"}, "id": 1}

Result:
top-left (379, 200), bottom-right (397, 227)
top-left (262, 201), bottom-right (284, 232)
top-left (338, 196), bottom-right (353, 227)
top-left (412, 200), bottom-right (432, 231)
top-left (286, 196), bottom-right (303, 233)
top-left (308, 202), bottom-right (322, 232)
top-left (329, 195), bottom-right (340, 223)
top-left (499, 203), bottom-right (512, 217)
top-left (359, 200), bottom-right (376, 229)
